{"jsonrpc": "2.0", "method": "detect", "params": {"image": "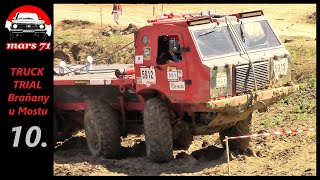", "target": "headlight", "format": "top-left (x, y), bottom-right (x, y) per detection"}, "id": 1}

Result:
top-left (39, 24), bottom-right (45, 29)
top-left (12, 24), bottom-right (18, 29)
